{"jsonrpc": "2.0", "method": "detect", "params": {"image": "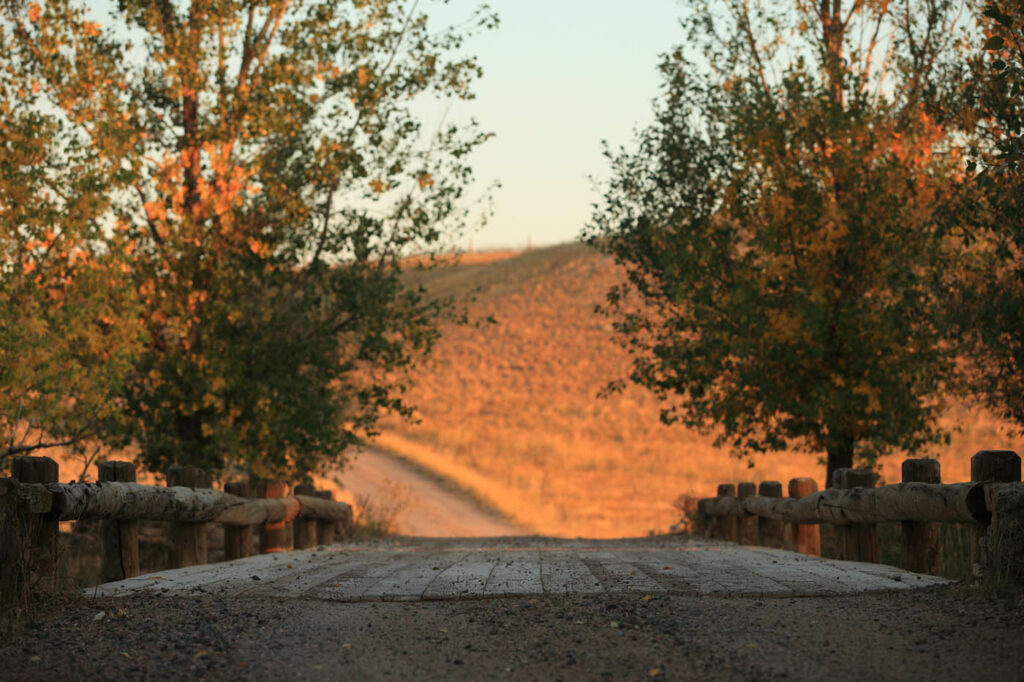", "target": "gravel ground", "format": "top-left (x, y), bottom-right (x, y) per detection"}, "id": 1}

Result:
top-left (3, 584), bottom-right (1023, 680)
